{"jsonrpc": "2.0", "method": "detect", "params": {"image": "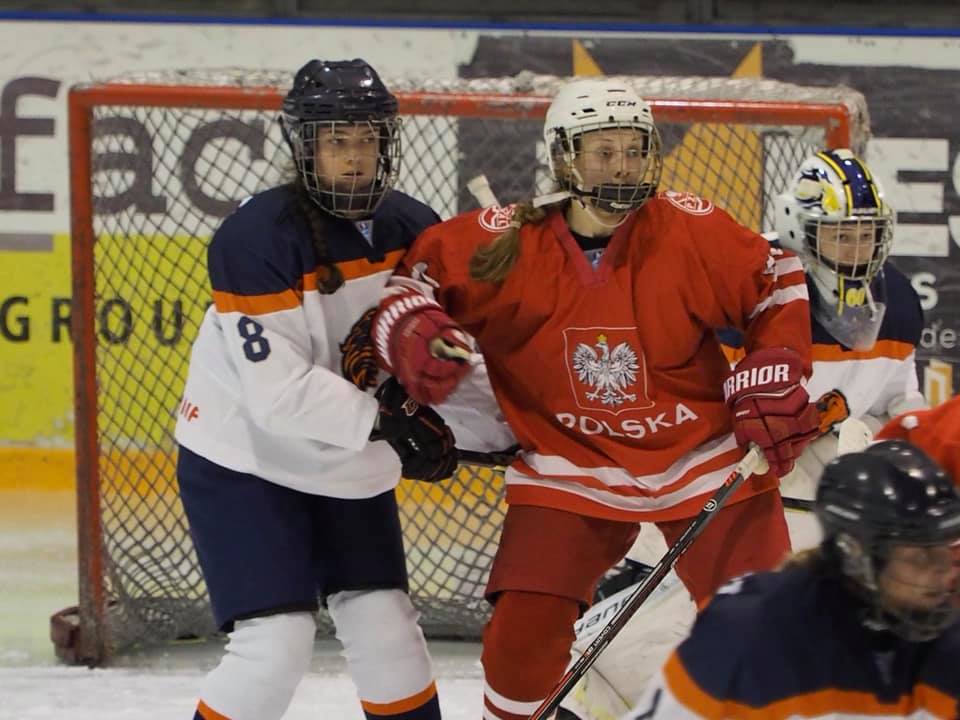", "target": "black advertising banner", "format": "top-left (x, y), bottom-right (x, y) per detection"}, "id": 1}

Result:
top-left (461, 36), bottom-right (960, 403)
